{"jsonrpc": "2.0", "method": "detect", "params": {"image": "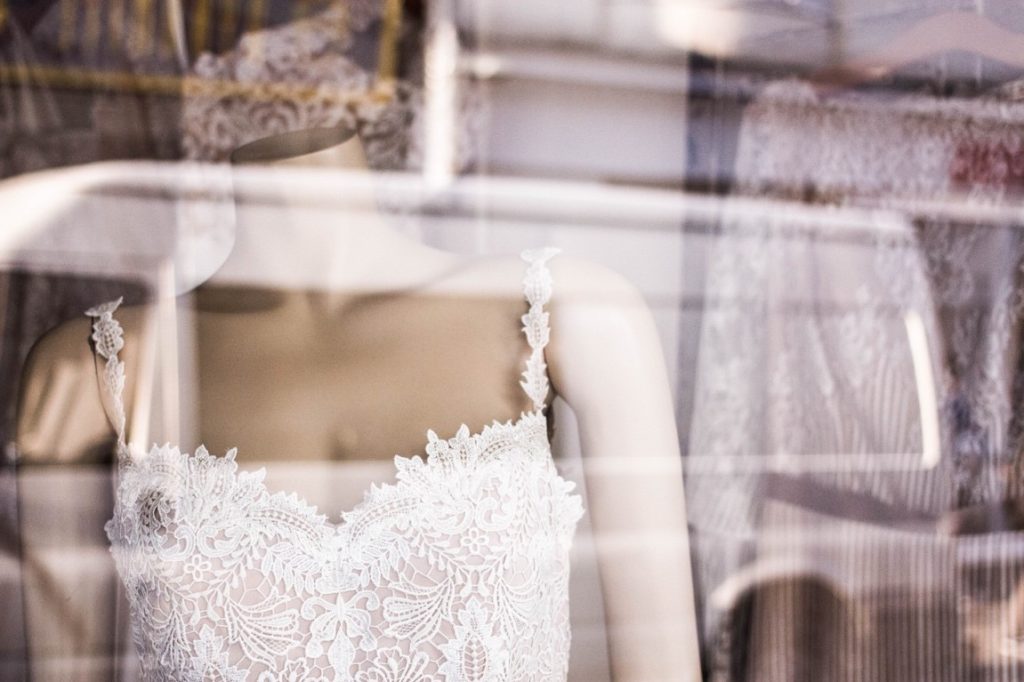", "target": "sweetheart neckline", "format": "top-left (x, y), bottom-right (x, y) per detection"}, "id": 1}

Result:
top-left (95, 249), bottom-right (576, 680)
top-left (115, 407), bottom-right (553, 534)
